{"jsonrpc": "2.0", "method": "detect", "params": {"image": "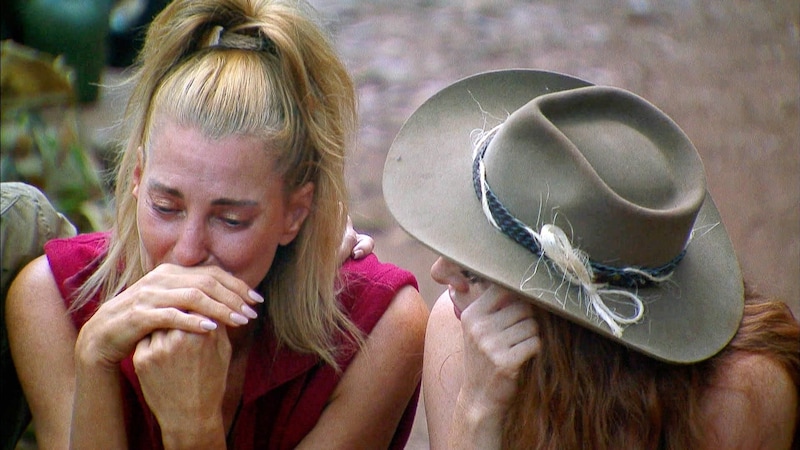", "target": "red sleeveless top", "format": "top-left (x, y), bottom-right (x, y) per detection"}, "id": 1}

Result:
top-left (45, 232), bottom-right (420, 449)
